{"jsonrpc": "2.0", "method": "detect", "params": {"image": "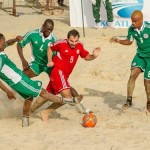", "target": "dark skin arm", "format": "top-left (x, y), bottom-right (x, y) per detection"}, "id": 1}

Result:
top-left (6, 36), bottom-right (23, 46)
top-left (110, 37), bottom-right (133, 45)
top-left (0, 80), bottom-right (16, 100)
top-left (17, 41), bottom-right (30, 71)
